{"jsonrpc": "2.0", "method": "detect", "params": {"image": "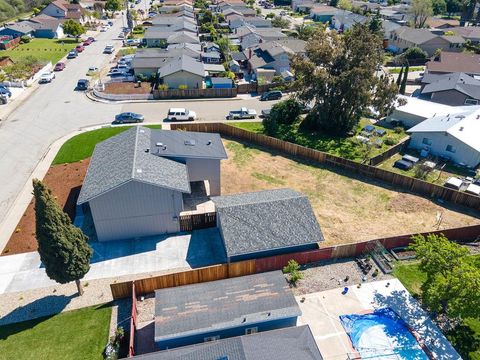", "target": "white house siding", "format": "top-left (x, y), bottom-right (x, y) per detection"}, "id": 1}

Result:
top-left (162, 71), bottom-right (204, 89)
top-left (186, 158), bottom-right (221, 196)
top-left (89, 181), bottom-right (184, 241)
top-left (409, 131), bottom-right (480, 167)
top-left (386, 109), bottom-right (428, 129)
